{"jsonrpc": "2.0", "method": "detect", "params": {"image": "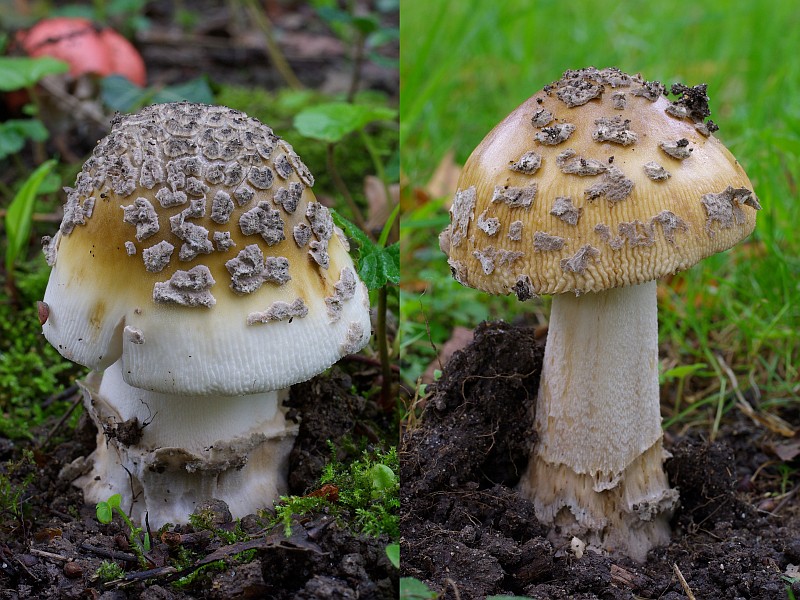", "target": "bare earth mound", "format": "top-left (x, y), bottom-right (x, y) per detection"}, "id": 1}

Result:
top-left (401, 321), bottom-right (798, 599)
